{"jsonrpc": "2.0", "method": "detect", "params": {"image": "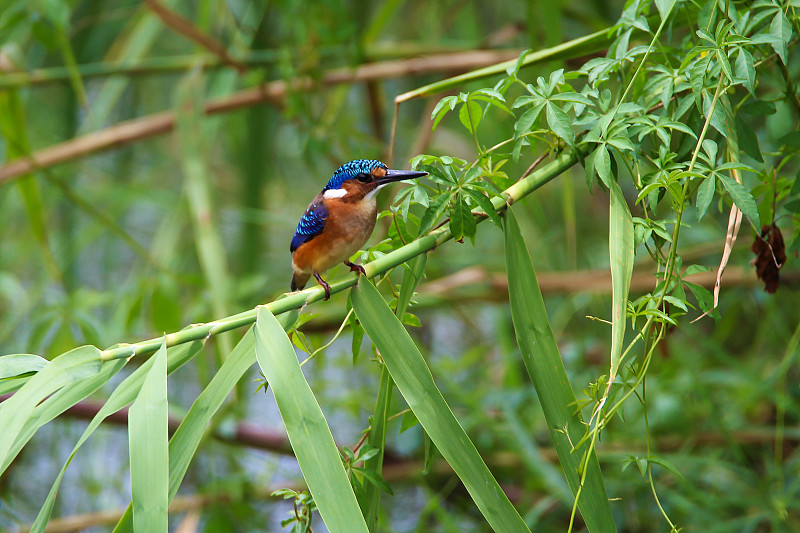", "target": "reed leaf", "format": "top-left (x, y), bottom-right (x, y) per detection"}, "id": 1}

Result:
top-left (128, 339), bottom-right (169, 533)
top-left (351, 278), bottom-right (530, 533)
top-left (504, 208), bottom-right (616, 533)
top-left (8, 357), bottom-right (127, 476)
top-left (607, 179), bottom-right (635, 387)
top-left (361, 253), bottom-right (428, 530)
top-left (0, 354), bottom-right (48, 379)
top-left (32, 340), bottom-right (202, 532)
top-left (0, 346), bottom-right (102, 477)
top-left (255, 306), bottom-right (369, 533)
